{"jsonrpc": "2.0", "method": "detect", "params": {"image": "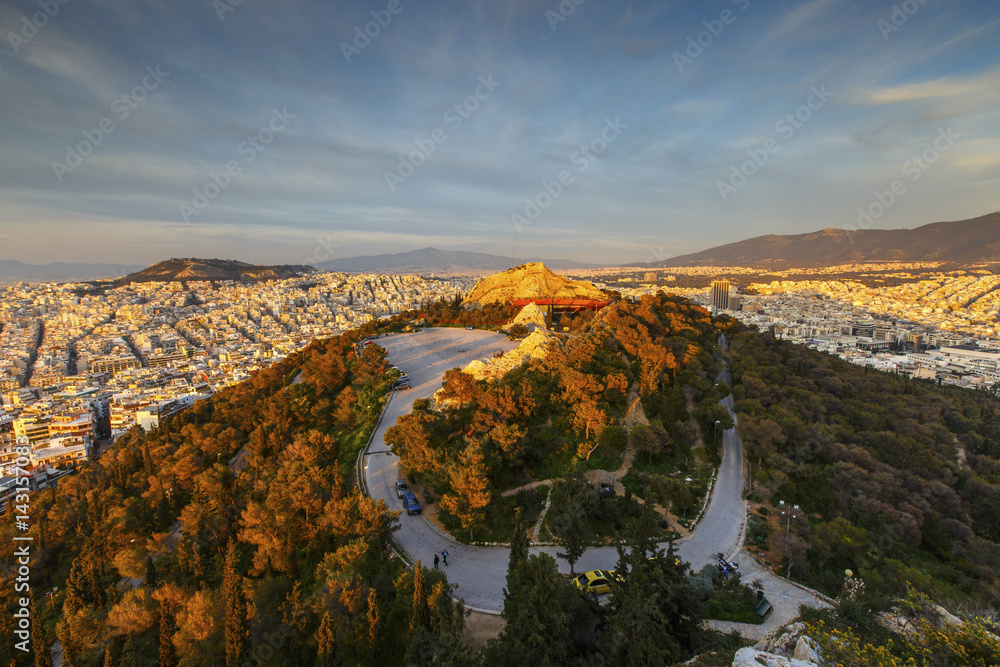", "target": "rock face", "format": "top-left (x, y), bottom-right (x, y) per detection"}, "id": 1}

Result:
top-left (509, 302), bottom-right (548, 332)
top-left (731, 648), bottom-right (819, 666)
top-left (462, 329), bottom-right (562, 382)
top-left (734, 623), bottom-right (822, 666)
top-left (464, 262), bottom-right (606, 306)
